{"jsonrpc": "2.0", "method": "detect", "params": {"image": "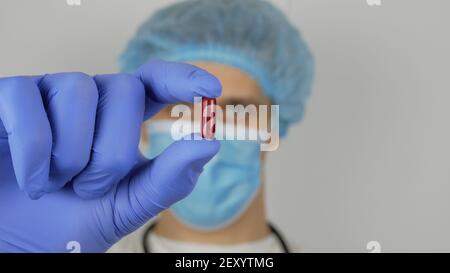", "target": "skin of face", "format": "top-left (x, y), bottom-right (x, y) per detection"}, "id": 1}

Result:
top-left (144, 62), bottom-right (273, 244)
